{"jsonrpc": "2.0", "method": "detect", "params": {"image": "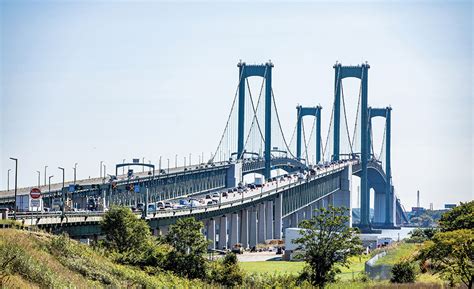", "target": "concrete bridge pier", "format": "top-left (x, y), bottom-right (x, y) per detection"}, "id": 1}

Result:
top-left (274, 193), bottom-right (282, 239)
top-left (373, 192), bottom-right (385, 224)
top-left (249, 207), bottom-right (258, 248)
top-left (258, 202), bottom-right (266, 243)
top-left (290, 212), bottom-right (299, 227)
top-left (218, 215), bottom-right (227, 249)
top-left (265, 200), bottom-right (273, 240)
top-left (229, 213), bottom-right (239, 248)
top-left (207, 218), bottom-right (216, 250)
top-left (159, 225), bottom-right (169, 236)
top-left (240, 209), bottom-right (249, 249)
top-left (332, 166), bottom-right (352, 225)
